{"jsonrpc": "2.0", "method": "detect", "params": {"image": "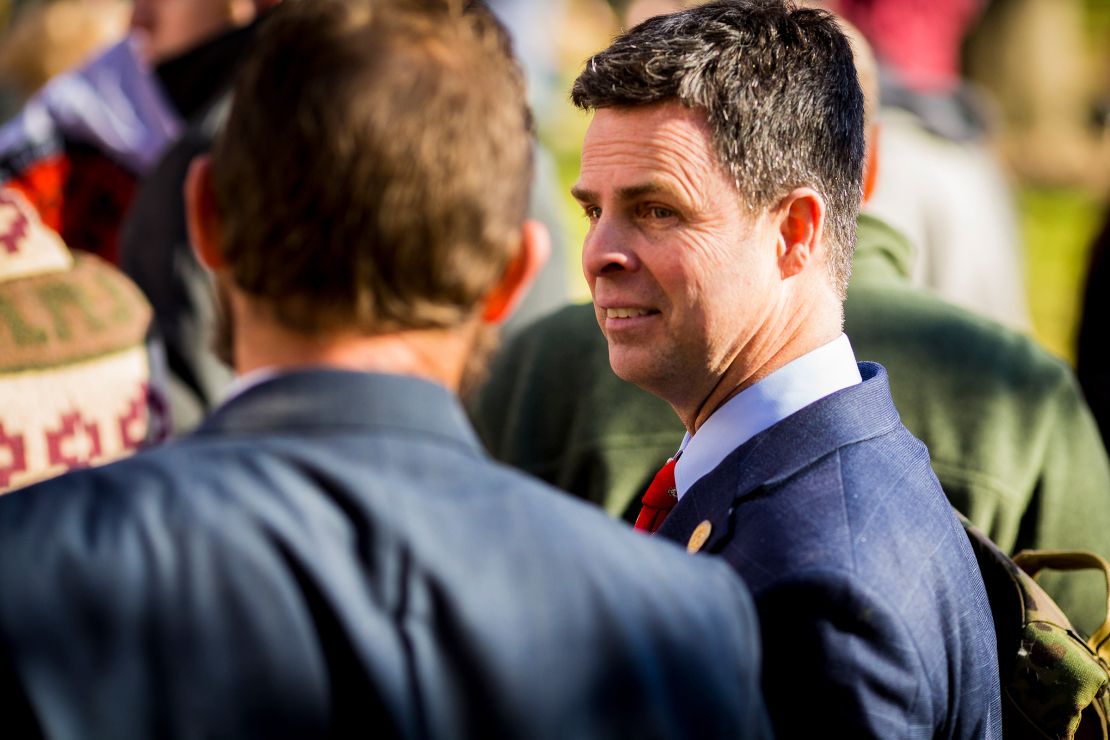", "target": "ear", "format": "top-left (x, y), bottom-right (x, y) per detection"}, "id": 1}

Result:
top-left (862, 122), bottom-right (881, 205)
top-left (481, 219), bottom-right (551, 324)
top-left (775, 187), bottom-right (825, 280)
top-left (185, 155), bottom-right (226, 272)
top-left (229, 0), bottom-right (259, 23)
